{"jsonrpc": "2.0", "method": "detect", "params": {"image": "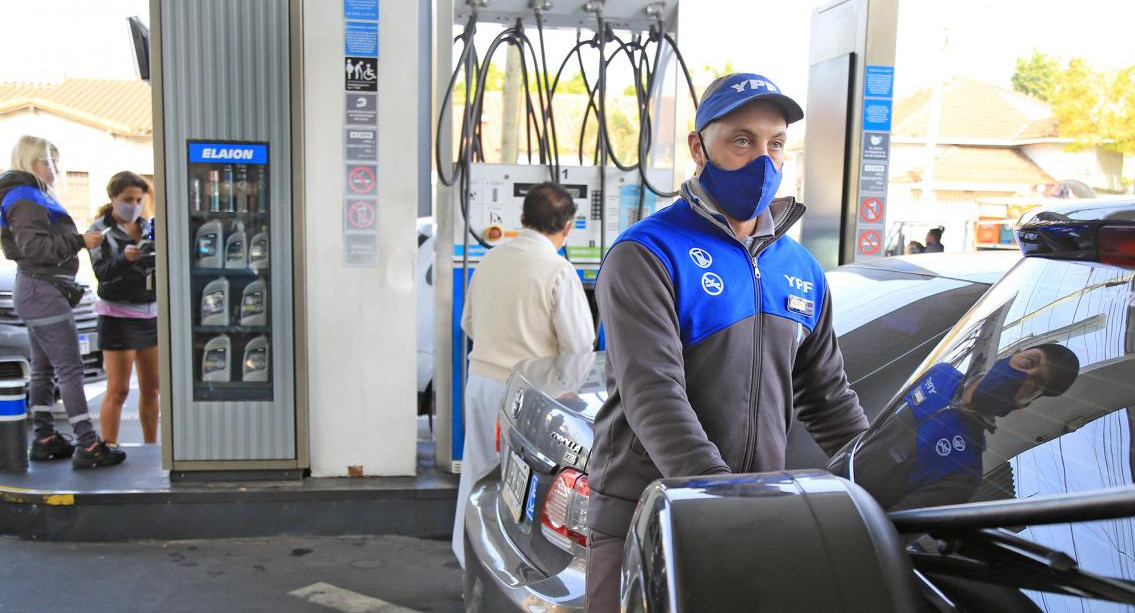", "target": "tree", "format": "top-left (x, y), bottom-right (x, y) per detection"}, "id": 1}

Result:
top-left (1014, 53), bottom-right (1135, 157)
top-left (1011, 50), bottom-right (1059, 102)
